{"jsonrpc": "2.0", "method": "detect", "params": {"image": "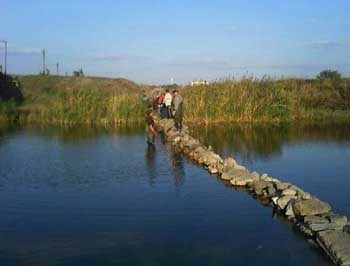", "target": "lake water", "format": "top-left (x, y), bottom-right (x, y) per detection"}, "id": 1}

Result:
top-left (0, 123), bottom-right (349, 266)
